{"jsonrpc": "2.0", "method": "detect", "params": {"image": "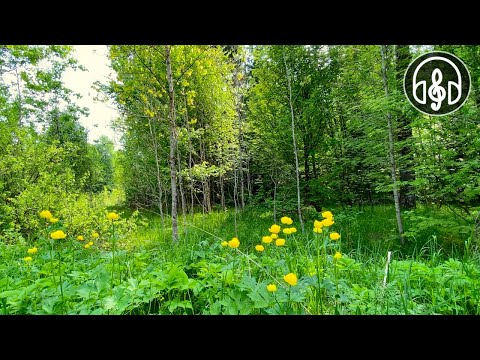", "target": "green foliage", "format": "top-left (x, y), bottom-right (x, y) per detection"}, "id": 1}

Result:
top-left (2, 206), bottom-right (480, 315)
